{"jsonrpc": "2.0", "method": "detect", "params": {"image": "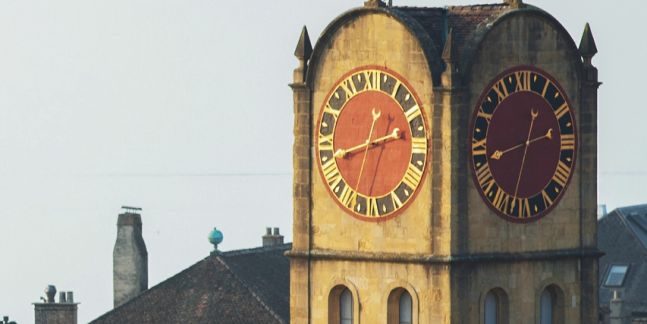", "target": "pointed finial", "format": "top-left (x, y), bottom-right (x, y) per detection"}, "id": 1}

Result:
top-left (504, 0), bottom-right (523, 8)
top-left (579, 23), bottom-right (598, 59)
top-left (294, 26), bottom-right (313, 61)
top-left (442, 28), bottom-right (457, 63)
top-left (364, 0), bottom-right (386, 8)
